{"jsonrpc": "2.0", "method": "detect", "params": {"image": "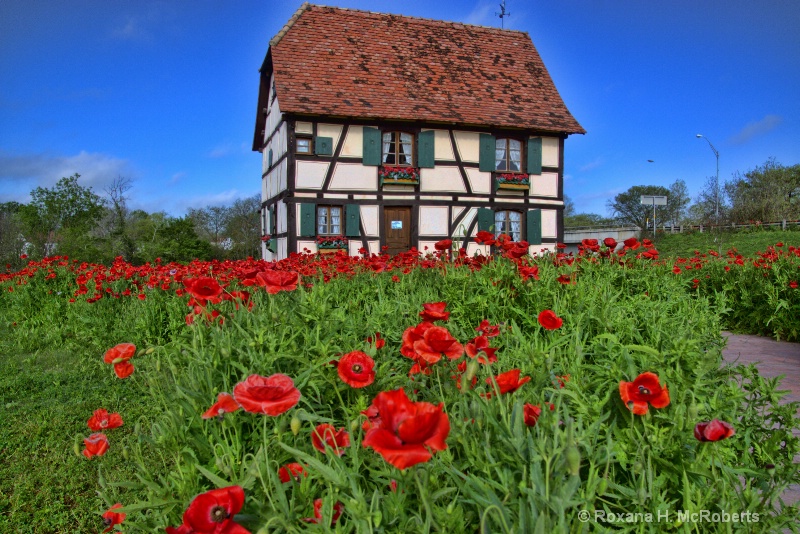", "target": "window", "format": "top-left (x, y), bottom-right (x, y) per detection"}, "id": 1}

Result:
top-left (495, 210), bottom-right (522, 241)
top-left (382, 131), bottom-right (413, 166)
top-left (317, 206), bottom-right (342, 235)
top-left (296, 137), bottom-right (312, 154)
top-left (495, 138), bottom-right (522, 172)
